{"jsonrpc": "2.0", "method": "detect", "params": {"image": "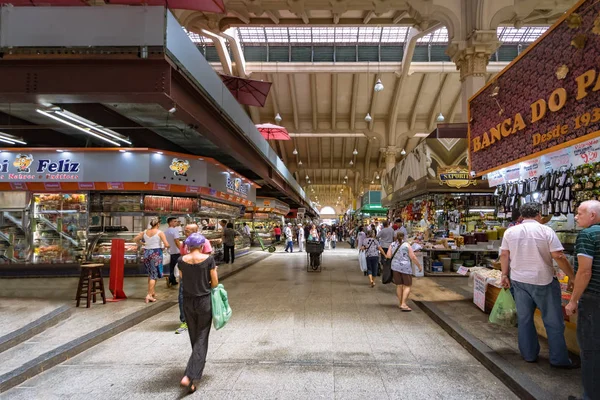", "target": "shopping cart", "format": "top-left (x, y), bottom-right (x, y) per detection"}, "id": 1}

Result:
top-left (306, 240), bottom-right (323, 272)
top-left (256, 236), bottom-right (276, 253)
